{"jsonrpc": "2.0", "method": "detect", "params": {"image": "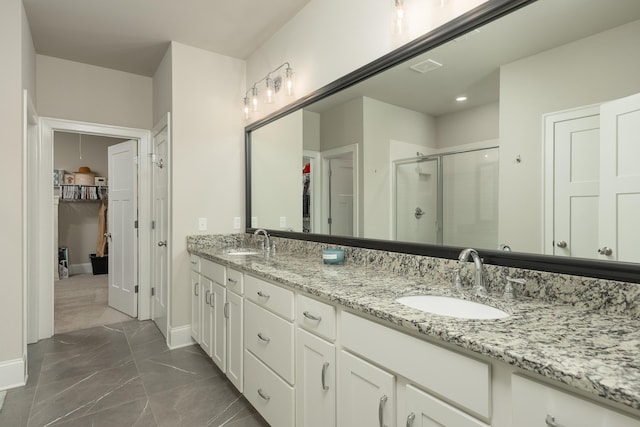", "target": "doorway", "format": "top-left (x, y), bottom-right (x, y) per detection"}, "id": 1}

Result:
top-left (30, 118), bottom-right (153, 342)
top-left (321, 144), bottom-right (359, 237)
